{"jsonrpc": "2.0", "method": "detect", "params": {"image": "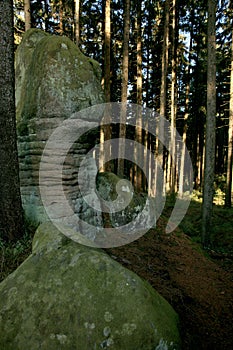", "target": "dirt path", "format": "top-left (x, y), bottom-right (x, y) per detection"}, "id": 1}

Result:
top-left (106, 224), bottom-right (233, 350)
